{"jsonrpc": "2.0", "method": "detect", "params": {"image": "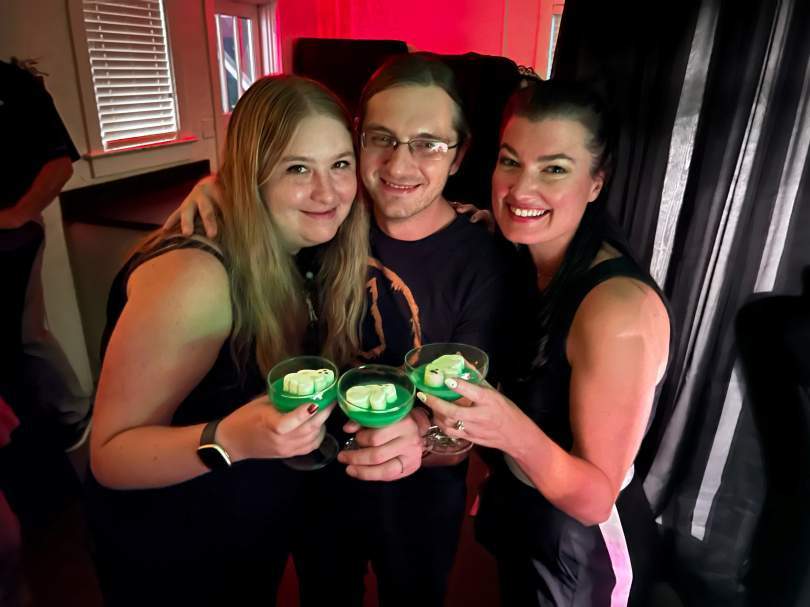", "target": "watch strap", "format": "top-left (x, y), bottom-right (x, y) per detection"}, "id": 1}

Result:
top-left (198, 418), bottom-right (232, 469)
top-left (200, 418), bottom-right (222, 447)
